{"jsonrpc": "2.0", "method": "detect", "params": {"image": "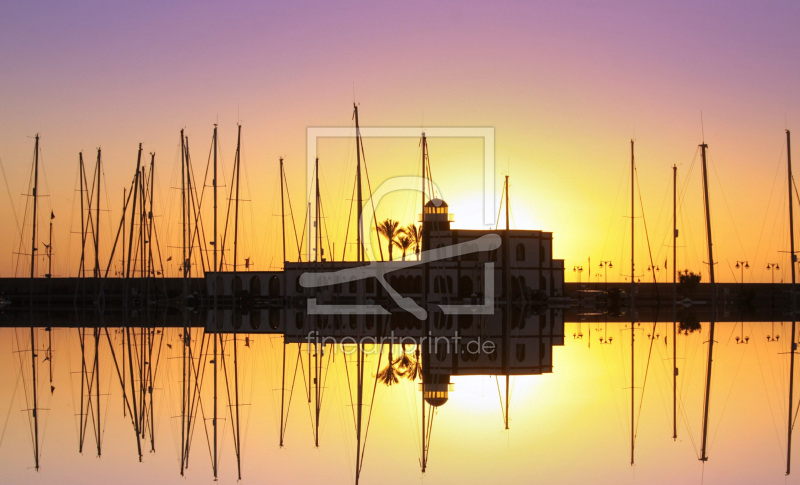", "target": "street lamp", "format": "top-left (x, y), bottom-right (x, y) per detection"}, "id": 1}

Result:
top-left (767, 262), bottom-right (779, 319)
top-left (767, 321), bottom-right (781, 342)
top-left (598, 260), bottom-right (612, 289)
top-left (735, 321), bottom-right (749, 344)
top-left (647, 265), bottom-right (660, 283)
top-left (735, 260), bottom-right (749, 285)
top-left (573, 265), bottom-right (583, 285)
